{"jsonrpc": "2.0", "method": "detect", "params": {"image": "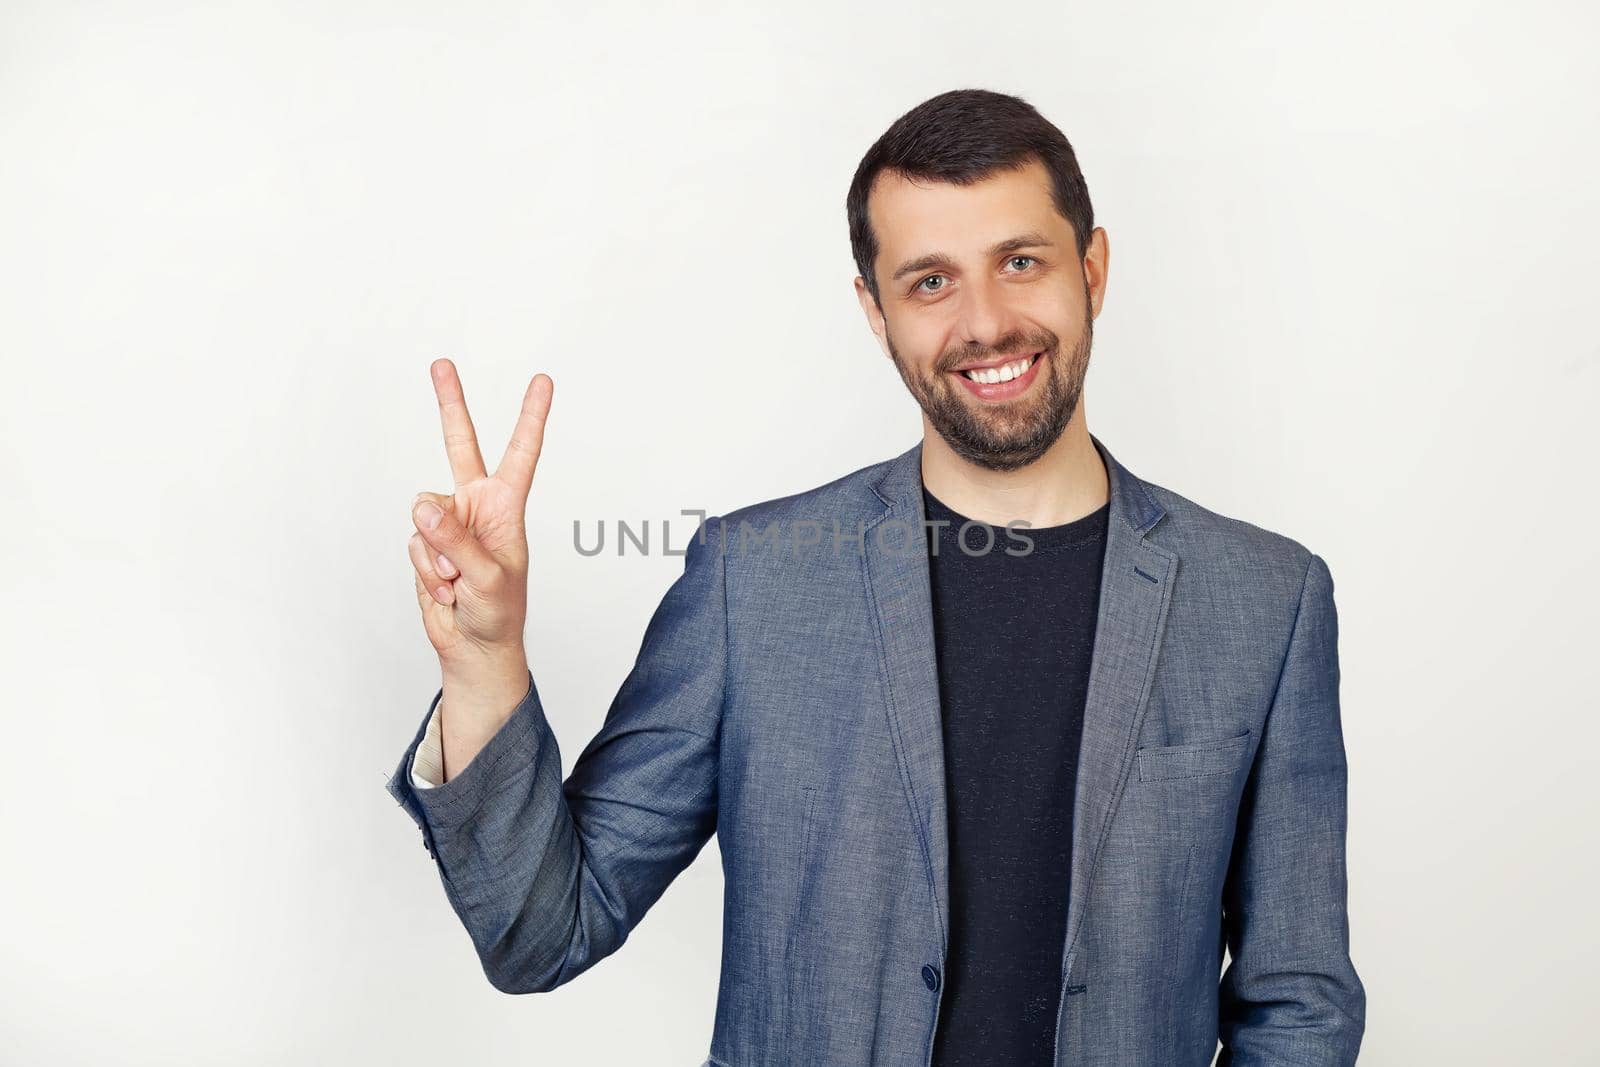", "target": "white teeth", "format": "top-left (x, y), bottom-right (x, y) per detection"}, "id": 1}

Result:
top-left (963, 355), bottom-right (1034, 383)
